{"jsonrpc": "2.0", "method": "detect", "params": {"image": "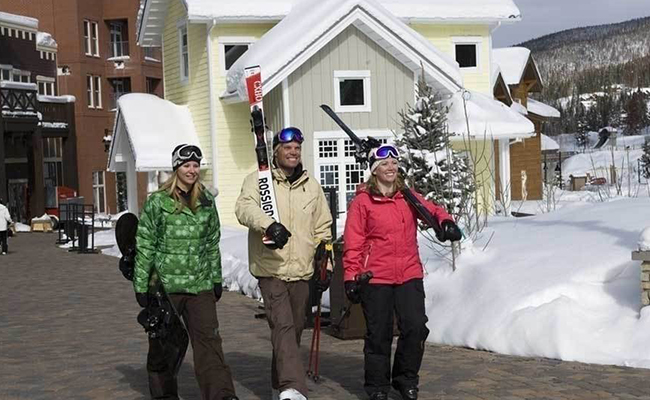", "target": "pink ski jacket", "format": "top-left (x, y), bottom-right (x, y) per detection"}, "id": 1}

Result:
top-left (343, 186), bottom-right (453, 285)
